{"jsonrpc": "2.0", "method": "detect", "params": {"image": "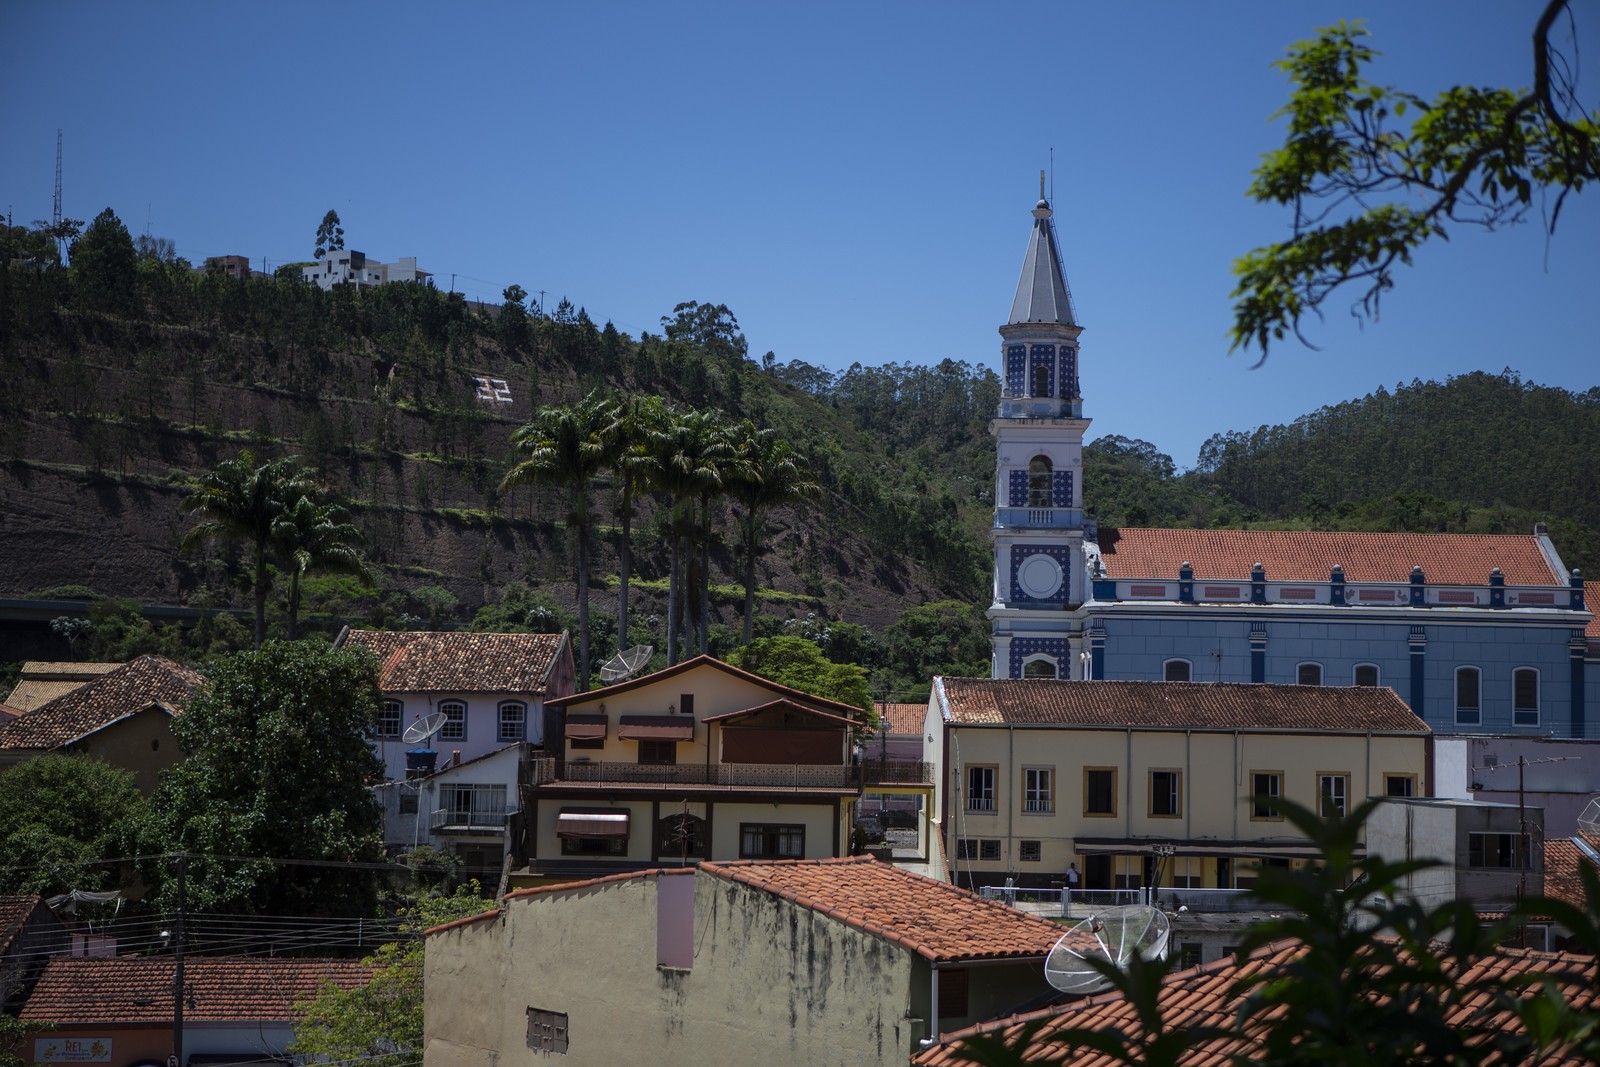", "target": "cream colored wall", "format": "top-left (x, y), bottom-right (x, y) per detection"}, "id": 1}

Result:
top-left (533, 798), bottom-right (661, 863)
top-left (946, 725), bottom-right (1428, 881)
top-left (65, 708), bottom-right (179, 793)
top-left (708, 801), bottom-right (839, 859)
top-left (423, 870), bottom-right (927, 1067)
top-left (561, 663), bottom-right (823, 764)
